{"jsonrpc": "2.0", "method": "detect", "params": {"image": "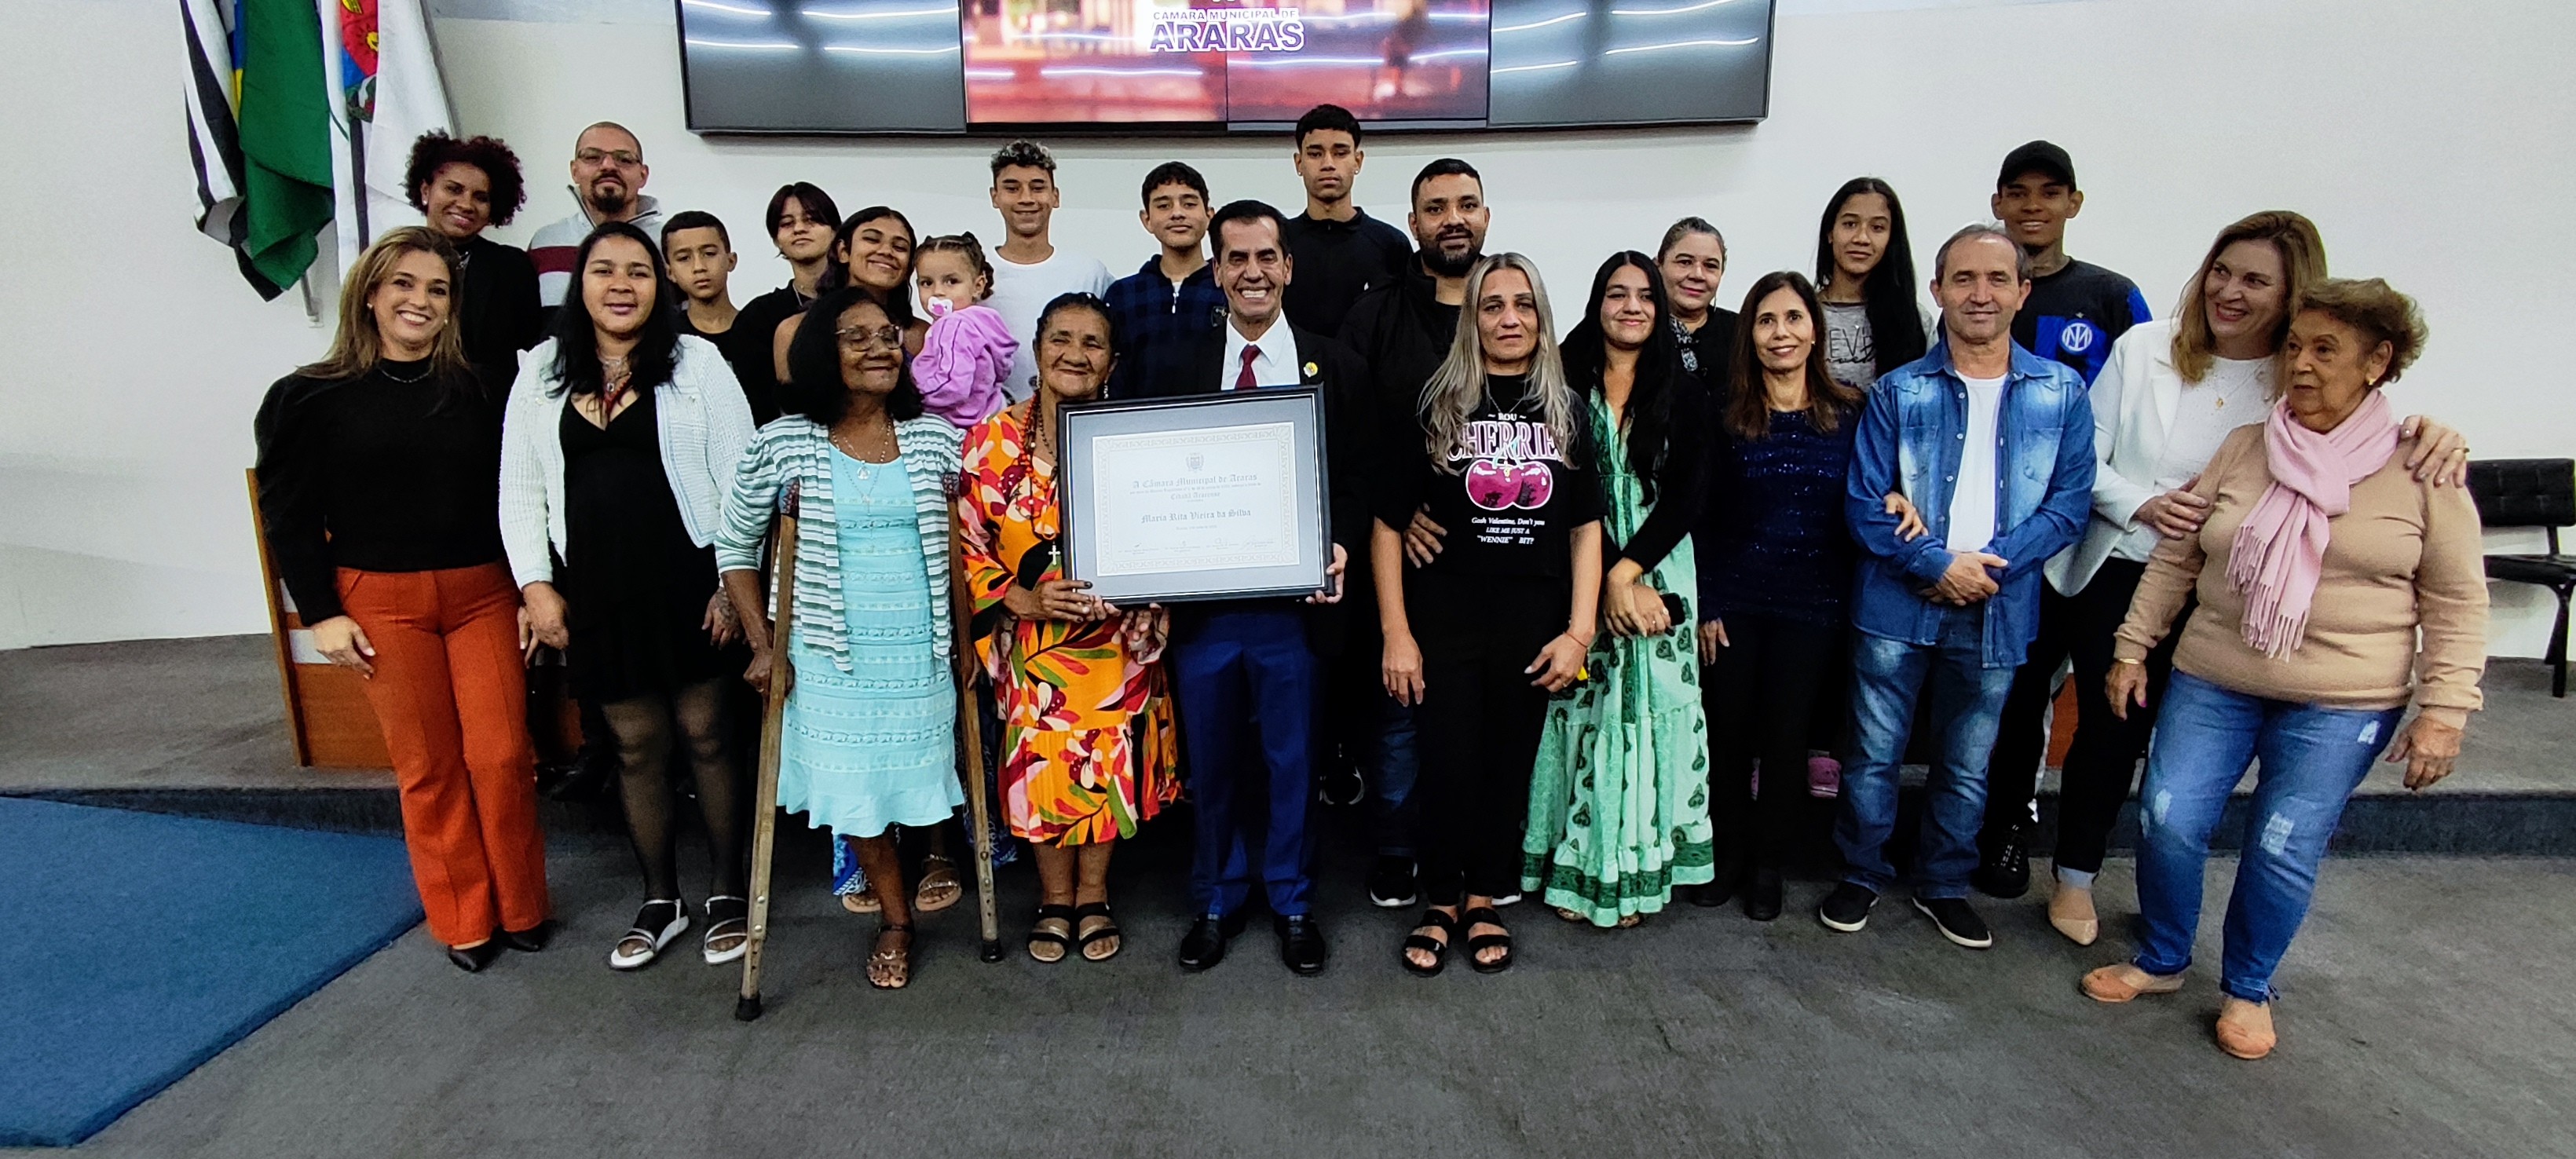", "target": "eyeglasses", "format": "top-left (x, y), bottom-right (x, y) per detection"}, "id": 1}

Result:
top-left (576, 149), bottom-right (642, 167)
top-left (836, 325), bottom-right (905, 351)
